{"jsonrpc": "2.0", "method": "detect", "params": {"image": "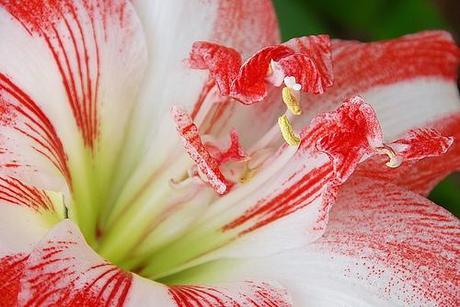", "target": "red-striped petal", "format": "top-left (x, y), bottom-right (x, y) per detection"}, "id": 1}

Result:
top-left (213, 178), bottom-right (460, 306)
top-left (389, 128), bottom-right (453, 160)
top-left (327, 31), bottom-right (459, 102)
top-left (0, 73), bottom-right (70, 188)
top-left (0, 253), bottom-right (29, 306)
top-left (168, 281), bottom-right (291, 307)
top-left (0, 0), bottom-right (147, 216)
top-left (18, 220), bottom-right (133, 307)
top-left (1, 0), bottom-right (146, 149)
top-left (0, 180), bottom-right (65, 305)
